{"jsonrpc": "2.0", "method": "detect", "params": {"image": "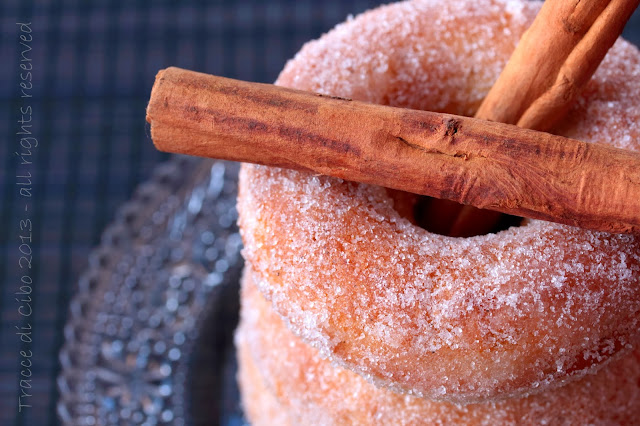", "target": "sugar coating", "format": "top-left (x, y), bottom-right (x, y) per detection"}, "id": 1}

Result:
top-left (236, 274), bottom-right (640, 425)
top-left (237, 334), bottom-right (294, 426)
top-left (237, 0), bottom-right (640, 403)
